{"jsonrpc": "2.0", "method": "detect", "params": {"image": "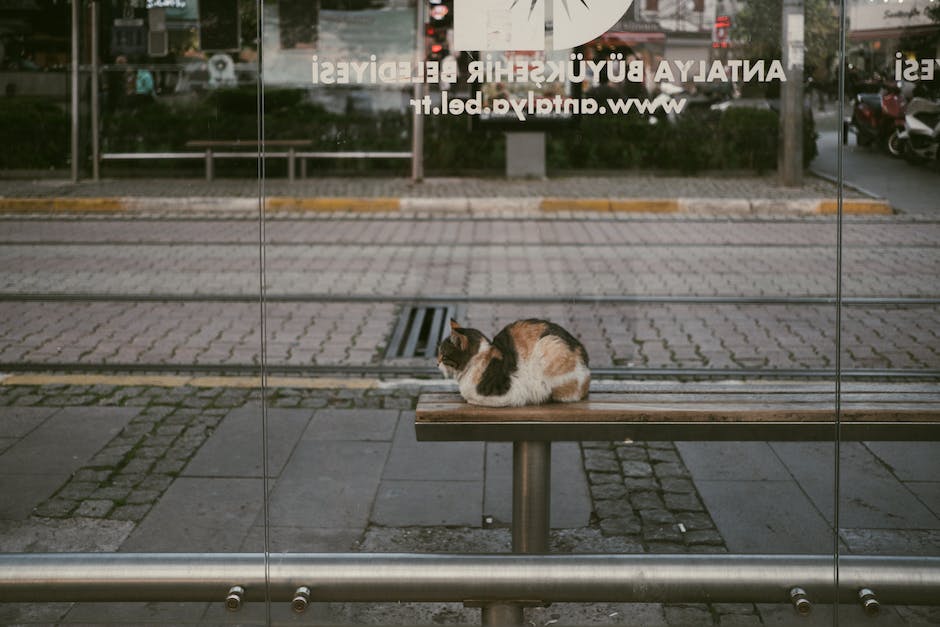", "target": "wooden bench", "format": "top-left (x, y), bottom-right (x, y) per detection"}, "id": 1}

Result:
top-left (415, 381), bottom-right (939, 624)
